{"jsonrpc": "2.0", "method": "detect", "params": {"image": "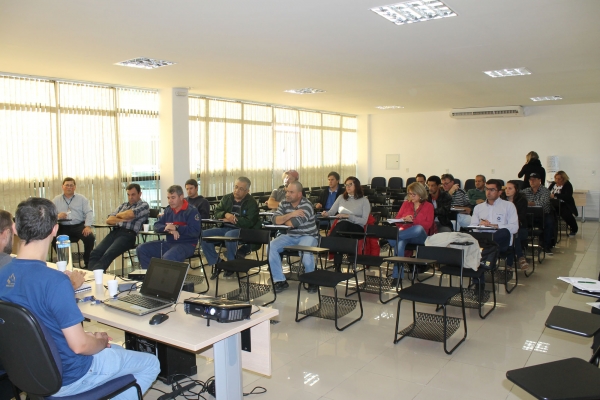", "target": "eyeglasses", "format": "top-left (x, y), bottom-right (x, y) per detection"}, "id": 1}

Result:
top-left (485, 187), bottom-right (498, 192)
top-left (344, 183), bottom-right (353, 187)
top-left (234, 185), bottom-right (248, 192)
top-left (63, 184), bottom-right (75, 188)
top-left (408, 192), bottom-right (417, 197)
